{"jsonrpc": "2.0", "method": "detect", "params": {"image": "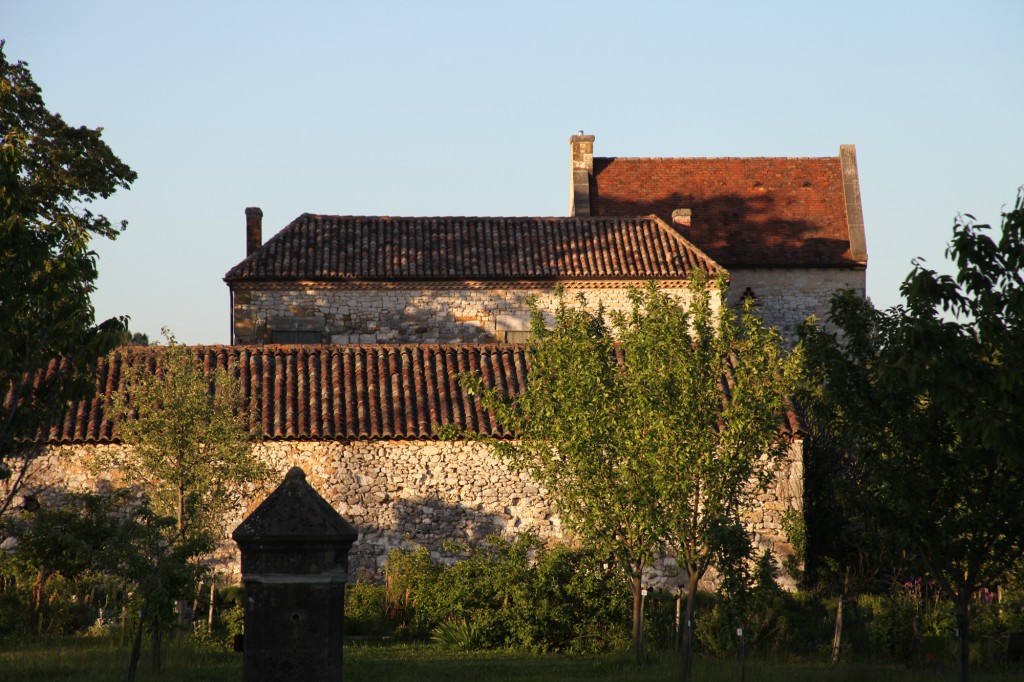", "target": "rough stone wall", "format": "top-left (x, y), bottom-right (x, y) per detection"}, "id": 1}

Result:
top-left (23, 436), bottom-right (802, 588)
top-left (231, 281), bottom-right (698, 345)
top-left (726, 268), bottom-right (867, 345)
